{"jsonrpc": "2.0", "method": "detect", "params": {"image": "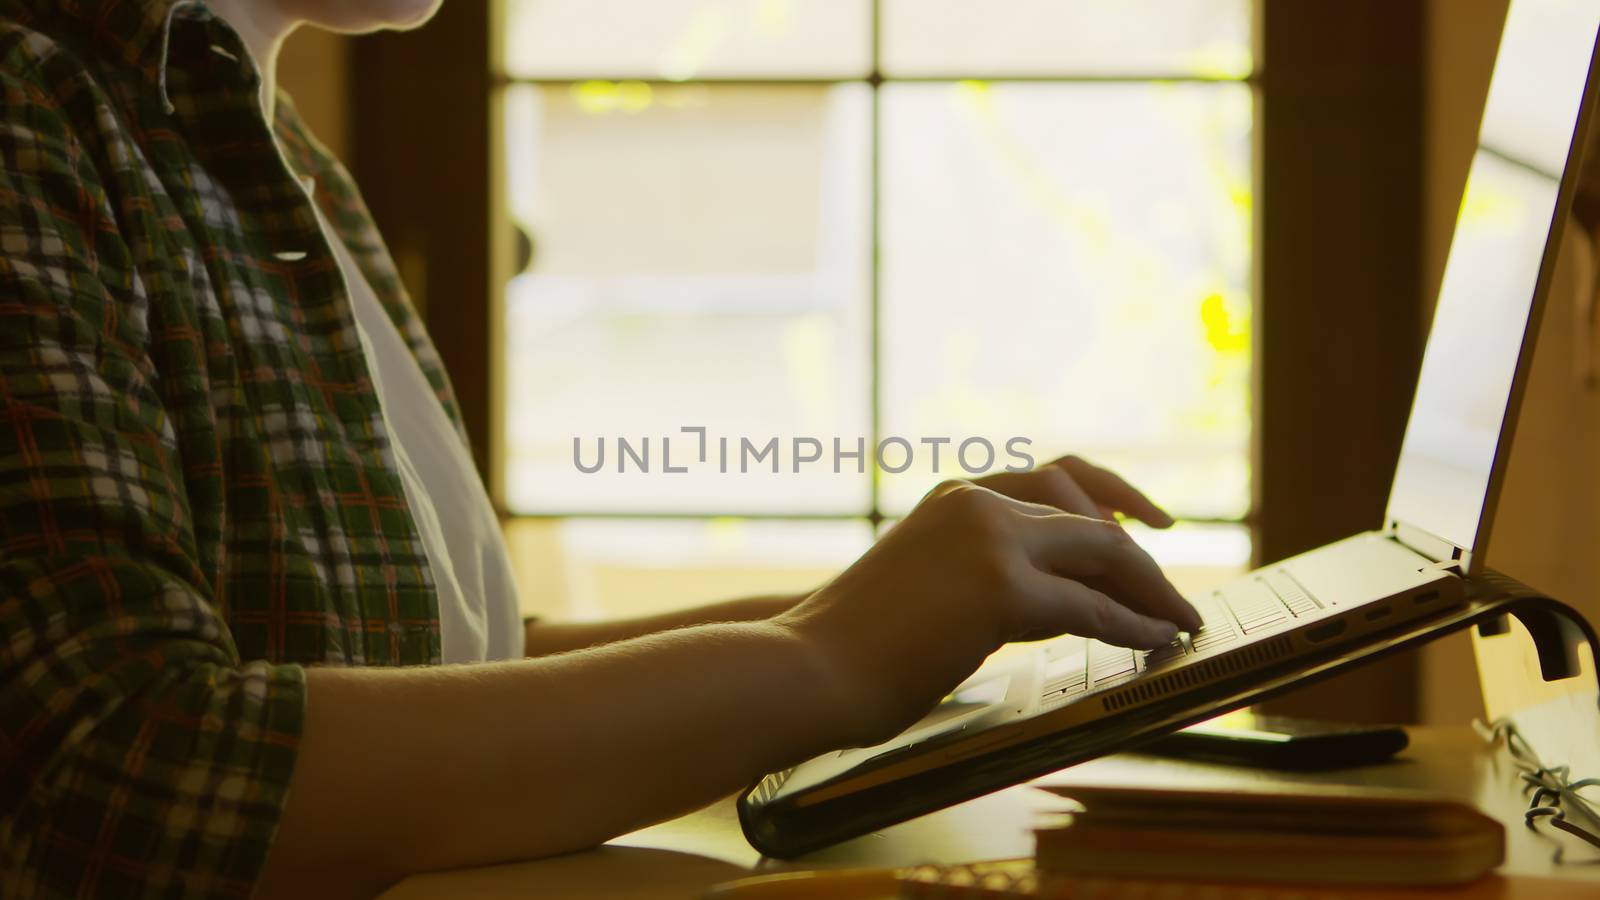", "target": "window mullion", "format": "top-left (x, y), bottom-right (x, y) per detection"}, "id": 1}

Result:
top-left (868, 0), bottom-right (884, 527)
